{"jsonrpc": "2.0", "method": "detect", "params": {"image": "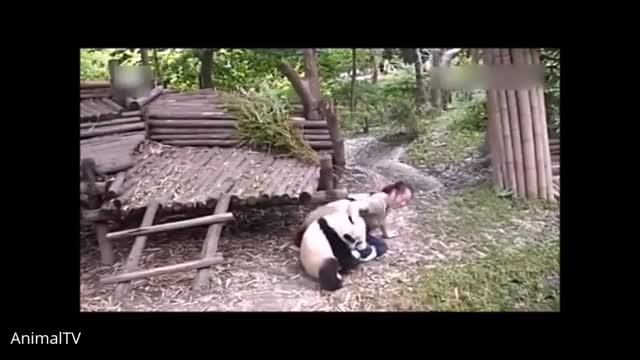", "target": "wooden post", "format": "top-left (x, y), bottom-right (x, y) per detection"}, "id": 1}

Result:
top-left (193, 194), bottom-right (231, 290)
top-left (319, 100), bottom-right (346, 170)
top-left (318, 153), bottom-right (334, 191)
top-left (105, 172), bottom-right (126, 200)
top-left (113, 200), bottom-right (160, 300)
top-left (81, 158), bottom-right (114, 266)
